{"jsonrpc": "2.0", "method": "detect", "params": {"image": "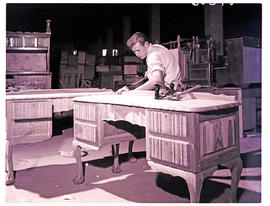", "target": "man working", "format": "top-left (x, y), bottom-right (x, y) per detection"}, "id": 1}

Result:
top-left (111, 32), bottom-right (183, 174)
top-left (117, 32), bottom-right (182, 94)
